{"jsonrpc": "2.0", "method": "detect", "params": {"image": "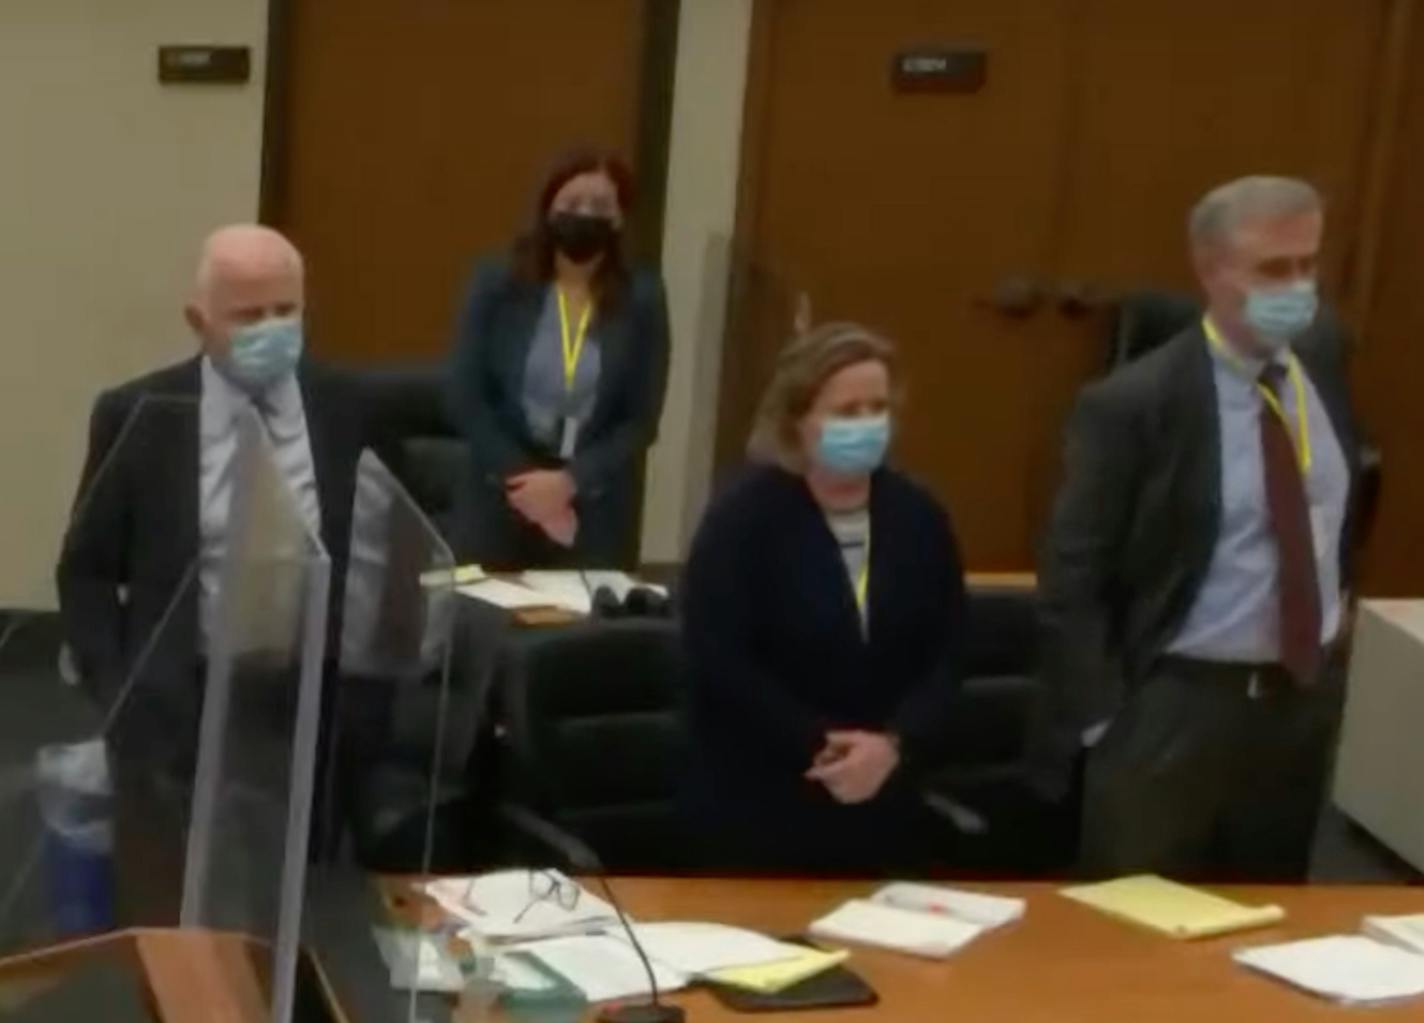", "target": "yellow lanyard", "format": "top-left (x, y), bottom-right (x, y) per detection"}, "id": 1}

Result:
top-left (854, 537), bottom-right (871, 611)
top-left (1203, 317), bottom-right (1312, 473)
top-left (557, 288), bottom-right (593, 393)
